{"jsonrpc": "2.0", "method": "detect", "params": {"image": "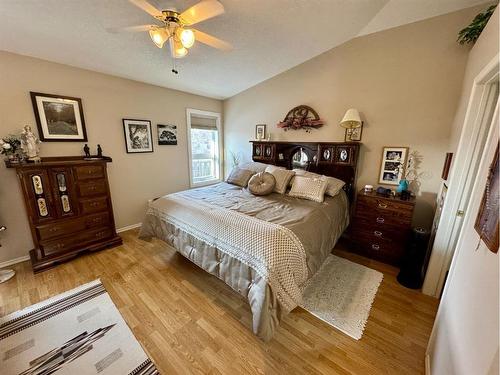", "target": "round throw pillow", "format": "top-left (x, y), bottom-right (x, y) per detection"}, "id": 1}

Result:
top-left (248, 172), bottom-right (276, 196)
